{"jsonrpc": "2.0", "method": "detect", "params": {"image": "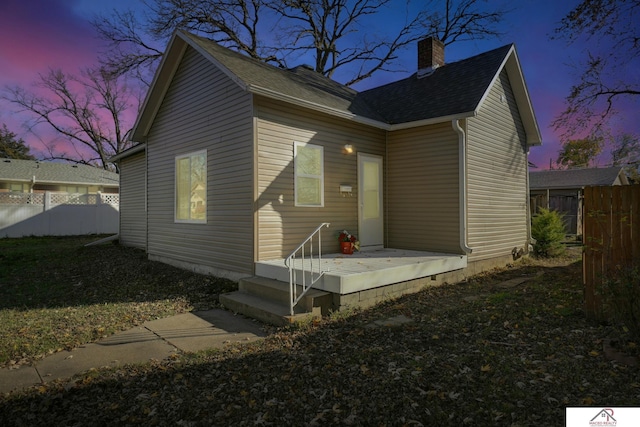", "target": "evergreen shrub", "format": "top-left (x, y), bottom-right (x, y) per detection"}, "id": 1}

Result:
top-left (531, 208), bottom-right (566, 257)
